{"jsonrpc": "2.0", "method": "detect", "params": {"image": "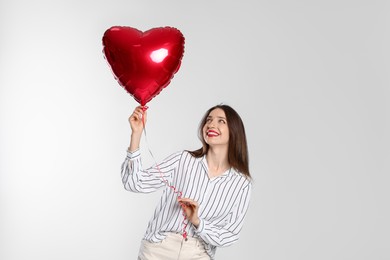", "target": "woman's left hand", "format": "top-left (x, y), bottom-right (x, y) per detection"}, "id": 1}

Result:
top-left (178, 198), bottom-right (200, 227)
